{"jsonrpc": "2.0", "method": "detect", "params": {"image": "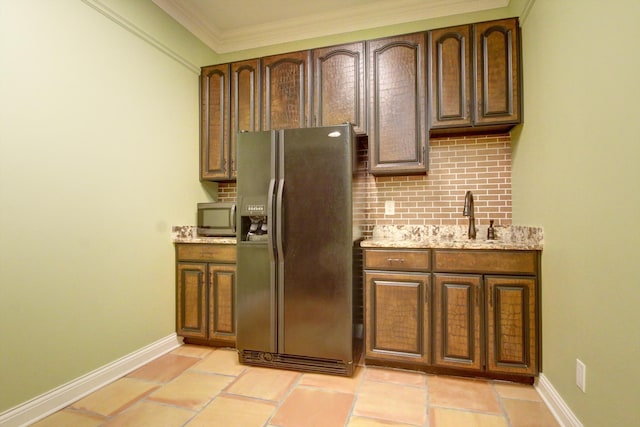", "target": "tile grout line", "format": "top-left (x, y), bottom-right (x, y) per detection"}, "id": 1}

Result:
top-left (123, 350), bottom-right (212, 427)
top-left (261, 368), bottom-right (303, 427)
top-left (343, 364), bottom-right (368, 426)
top-left (491, 380), bottom-right (515, 427)
top-left (424, 374), bottom-right (431, 427)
